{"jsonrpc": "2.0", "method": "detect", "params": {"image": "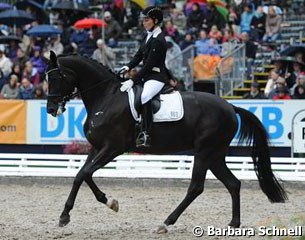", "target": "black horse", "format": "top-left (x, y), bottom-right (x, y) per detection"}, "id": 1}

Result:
top-left (46, 51), bottom-right (287, 232)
